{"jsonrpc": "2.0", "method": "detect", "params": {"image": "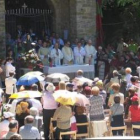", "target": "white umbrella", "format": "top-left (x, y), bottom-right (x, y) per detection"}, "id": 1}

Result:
top-left (72, 77), bottom-right (93, 90)
top-left (25, 71), bottom-right (44, 76)
top-left (46, 73), bottom-right (70, 83)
